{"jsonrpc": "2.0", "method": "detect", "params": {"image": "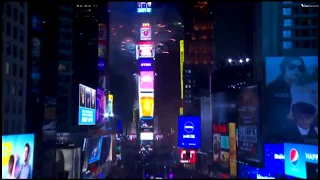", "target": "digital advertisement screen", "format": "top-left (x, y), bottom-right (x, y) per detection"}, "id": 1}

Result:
top-left (265, 56), bottom-right (318, 141)
top-left (180, 149), bottom-right (196, 164)
top-left (213, 123), bottom-right (230, 174)
top-left (137, 2), bottom-right (152, 13)
top-left (140, 71), bottom-right (154, 92)
top-left (139, 92), bottom-right (154, 119)
top-left (238, 144), bottom-right (292, 179)
top-left (140, 25), bottom-right (152, 41)
top-left (284, 143), bottom-right (318, 179)
top-left (108, 94), bottom-right (113, 117)
top-left (98, 41), bottom-right (106, 58)
top-left (88, 137), bottom-right (103, 164)
top-left (136, 41), bottom-right (155, 59)
top-left (140, 120), bottom-right (154, 129)
top-left (229, 123), bottom-right (237, 177)
top-left (100, 136), bottom-right (111, 165)
top-left (55, 148), bottom-right (81, 179)
top-left (139, 58), bottom-right (153, 71)
top-left (178, 116), bottom-right (201, 148)
top-left (140, 132), bottom-right (154, 140)
top-left (237, 84), bottom-right (263, 166)
top-left (43, 96), bottom-right (56, 131)
top-left (2, 134), bottom-right (35, 179)
top-left (96, 89), bottom-right (106, 126)
top-left (79, 84), bottom-right (97, 125)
